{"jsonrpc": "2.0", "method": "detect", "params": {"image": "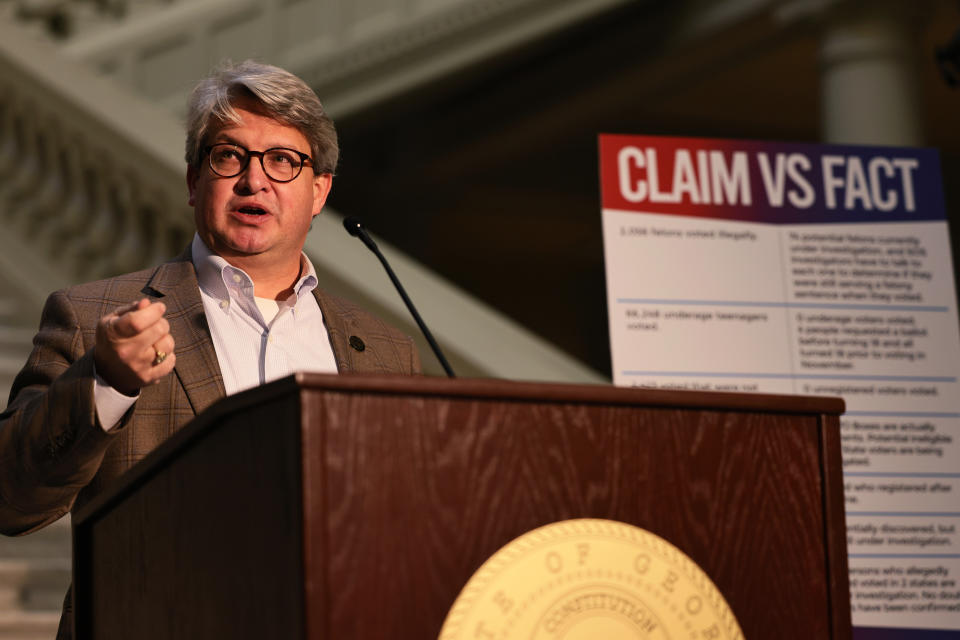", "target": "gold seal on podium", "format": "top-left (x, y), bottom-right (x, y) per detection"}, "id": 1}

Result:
top-left (439, 519), bottom-right (743, 640)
